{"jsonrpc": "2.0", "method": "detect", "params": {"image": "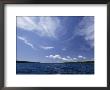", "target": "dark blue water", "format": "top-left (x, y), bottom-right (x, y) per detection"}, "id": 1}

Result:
top-left (16, 62), bottom-right (94, 74)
